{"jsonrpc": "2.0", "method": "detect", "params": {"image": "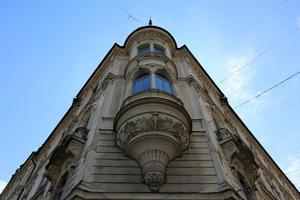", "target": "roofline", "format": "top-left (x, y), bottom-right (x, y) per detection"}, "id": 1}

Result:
top-left (182, 45), bottom-right (299, 194)
top-left (8, 26), bottom-right (298, 195)
top-left (76, 43), bottom-right (122, 96)
top-left (13, 43), bottom-right (121, 172)
top-left (123, 25), bottom-right (178, 49)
